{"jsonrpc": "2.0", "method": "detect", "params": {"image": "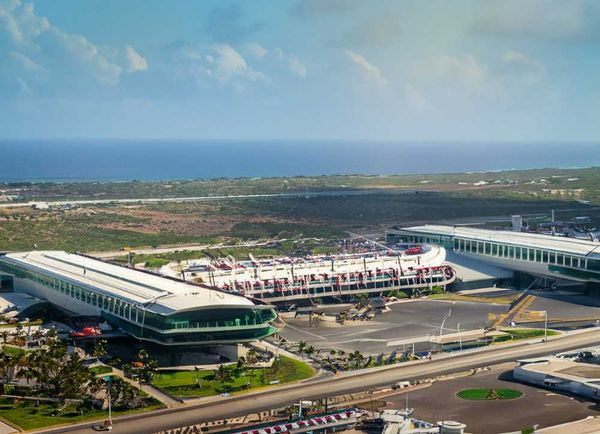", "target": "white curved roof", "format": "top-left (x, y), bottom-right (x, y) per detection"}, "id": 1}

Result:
top-left (397, 225), bottom-right (600, 258)
top-left (1, 251), bottom-right (254, 314)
